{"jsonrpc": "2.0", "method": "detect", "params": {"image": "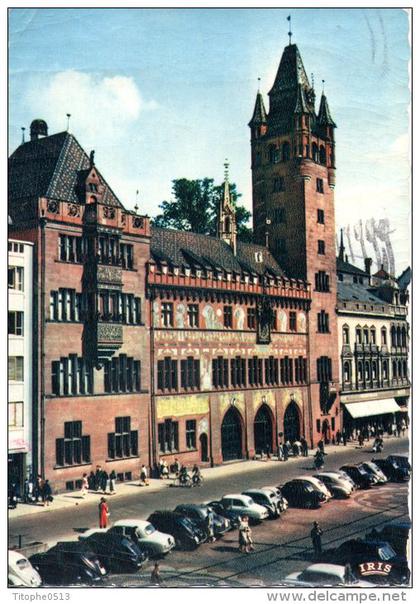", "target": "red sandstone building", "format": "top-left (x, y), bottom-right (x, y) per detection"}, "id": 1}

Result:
top-left (9, 41), bottom-right (344, 487)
